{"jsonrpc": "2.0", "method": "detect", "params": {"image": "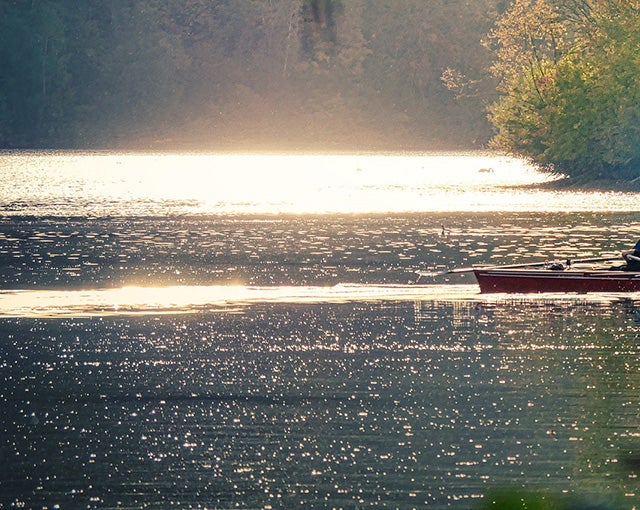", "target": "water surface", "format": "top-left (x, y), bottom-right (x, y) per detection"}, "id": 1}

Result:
top-left (1, 150), bottom-right (638, 216)
top-left (1, 151), bottom-right (640, 509)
